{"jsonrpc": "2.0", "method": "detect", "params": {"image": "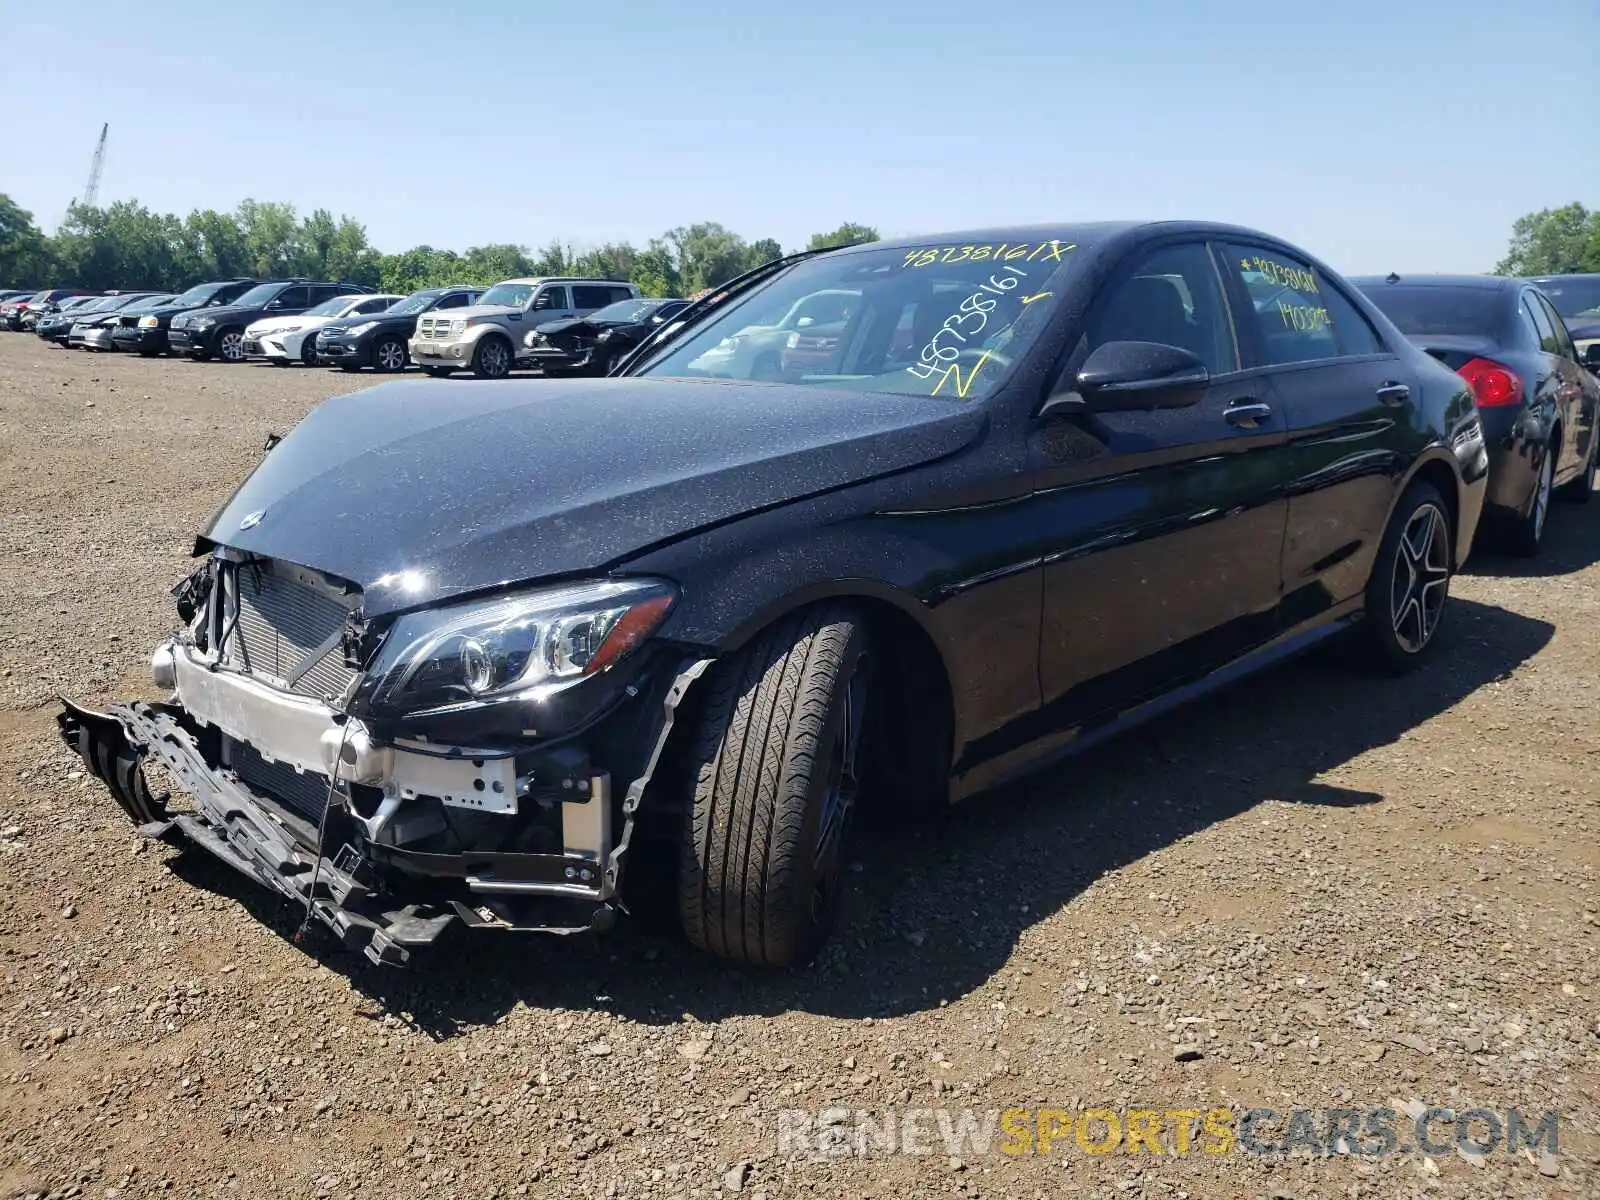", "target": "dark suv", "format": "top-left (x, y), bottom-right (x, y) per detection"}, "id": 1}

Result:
top-left (315, 285), bottom-right (484, 372)
top-left (111, 279), bottom-right (261, 356)
top-left (168, 280), bottom-right (373, 362)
